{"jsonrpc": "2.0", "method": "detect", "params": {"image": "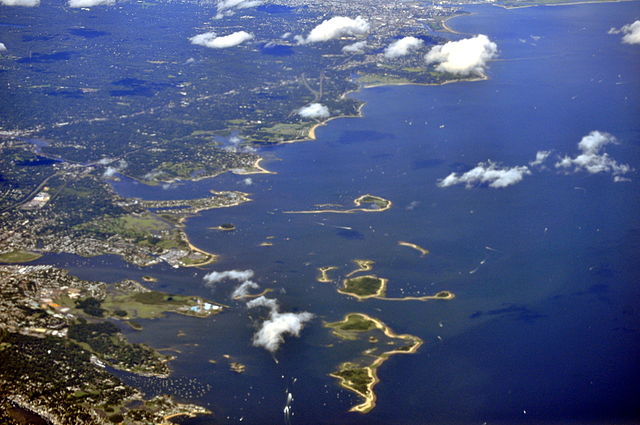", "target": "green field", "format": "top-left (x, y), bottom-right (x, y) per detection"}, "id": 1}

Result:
top-left (0, 250), bottom-right (42, 263)
top-left (340, 276), bottom-right (385, 298)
